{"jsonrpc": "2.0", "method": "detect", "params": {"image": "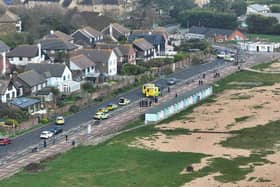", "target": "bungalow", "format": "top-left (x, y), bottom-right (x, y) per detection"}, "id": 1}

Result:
top-left (7, 44), bottom-right (45, 66)
top-left (25, 63), bottom-right (80, 94)
top-left (71, 26), bottom-right (103, 47)
top-left (44, 30), bottom-right (74, 43)
top-left (247, 4), bottom-right (270, 14)
top-left (73, 48), bottom-right (118, 76)
top-left (0, 10), bottom-right (22, 34)
top-left (186, 26), bottom-right (247, 42)
top-left (132, 38), bottom-right (155, 61)
top-left (101, 23), bottom-right (130, 41)
top-left (0, 79), bottom-right (17, 103)
top-left (9, 97), bottom-right (45, 115)
top-left (129, 31), bottom-right (166, 55)
top-left (69, 54), bottom-right (96, 80)
top-left (37, 38), bottom-right (77, 62)
top-left (16, 70), bottom-right (47, 96)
